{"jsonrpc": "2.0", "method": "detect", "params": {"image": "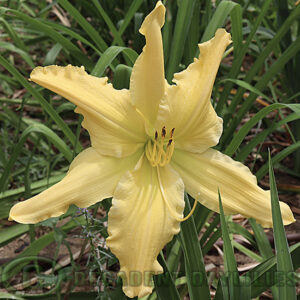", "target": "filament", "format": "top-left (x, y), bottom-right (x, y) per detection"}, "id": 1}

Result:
top-left (156, 167), bottom-right (197, 222)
